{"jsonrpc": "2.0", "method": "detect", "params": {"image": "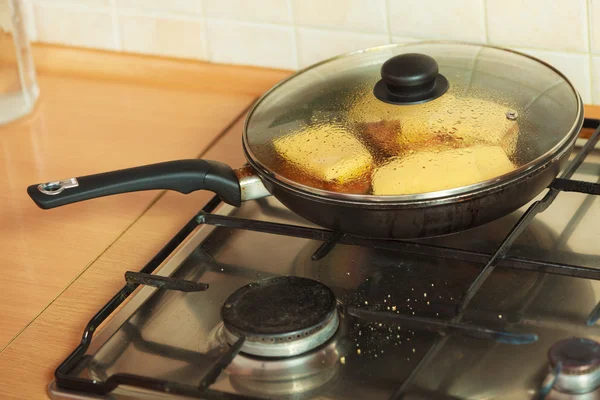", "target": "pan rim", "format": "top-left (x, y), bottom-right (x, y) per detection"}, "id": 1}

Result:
top-left (242, 41), bottom-right (584, 203)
